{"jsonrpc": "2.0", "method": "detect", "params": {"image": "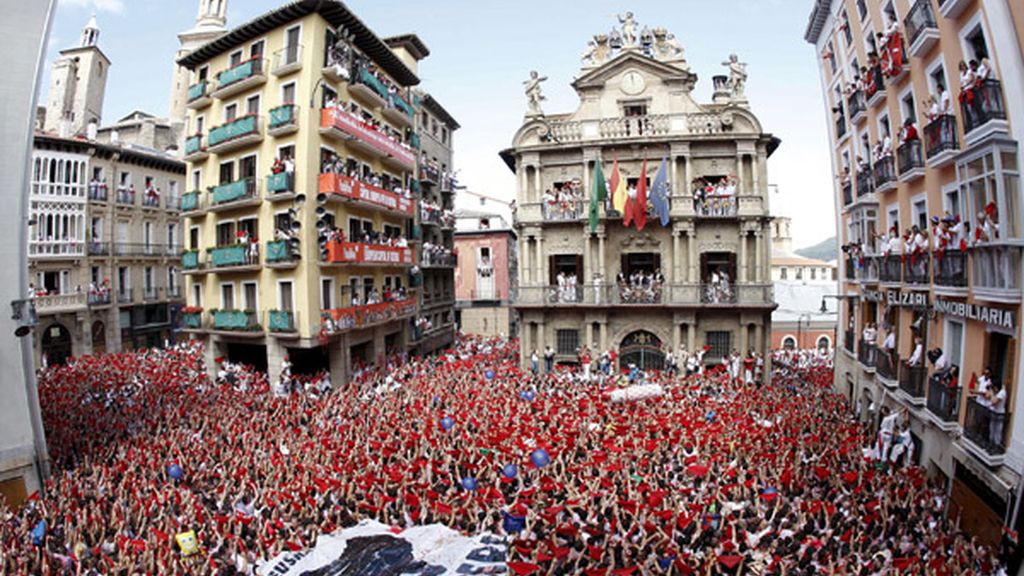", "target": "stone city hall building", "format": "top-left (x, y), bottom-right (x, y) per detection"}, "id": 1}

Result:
top-left (503, 15), bottom-right (778, 371)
